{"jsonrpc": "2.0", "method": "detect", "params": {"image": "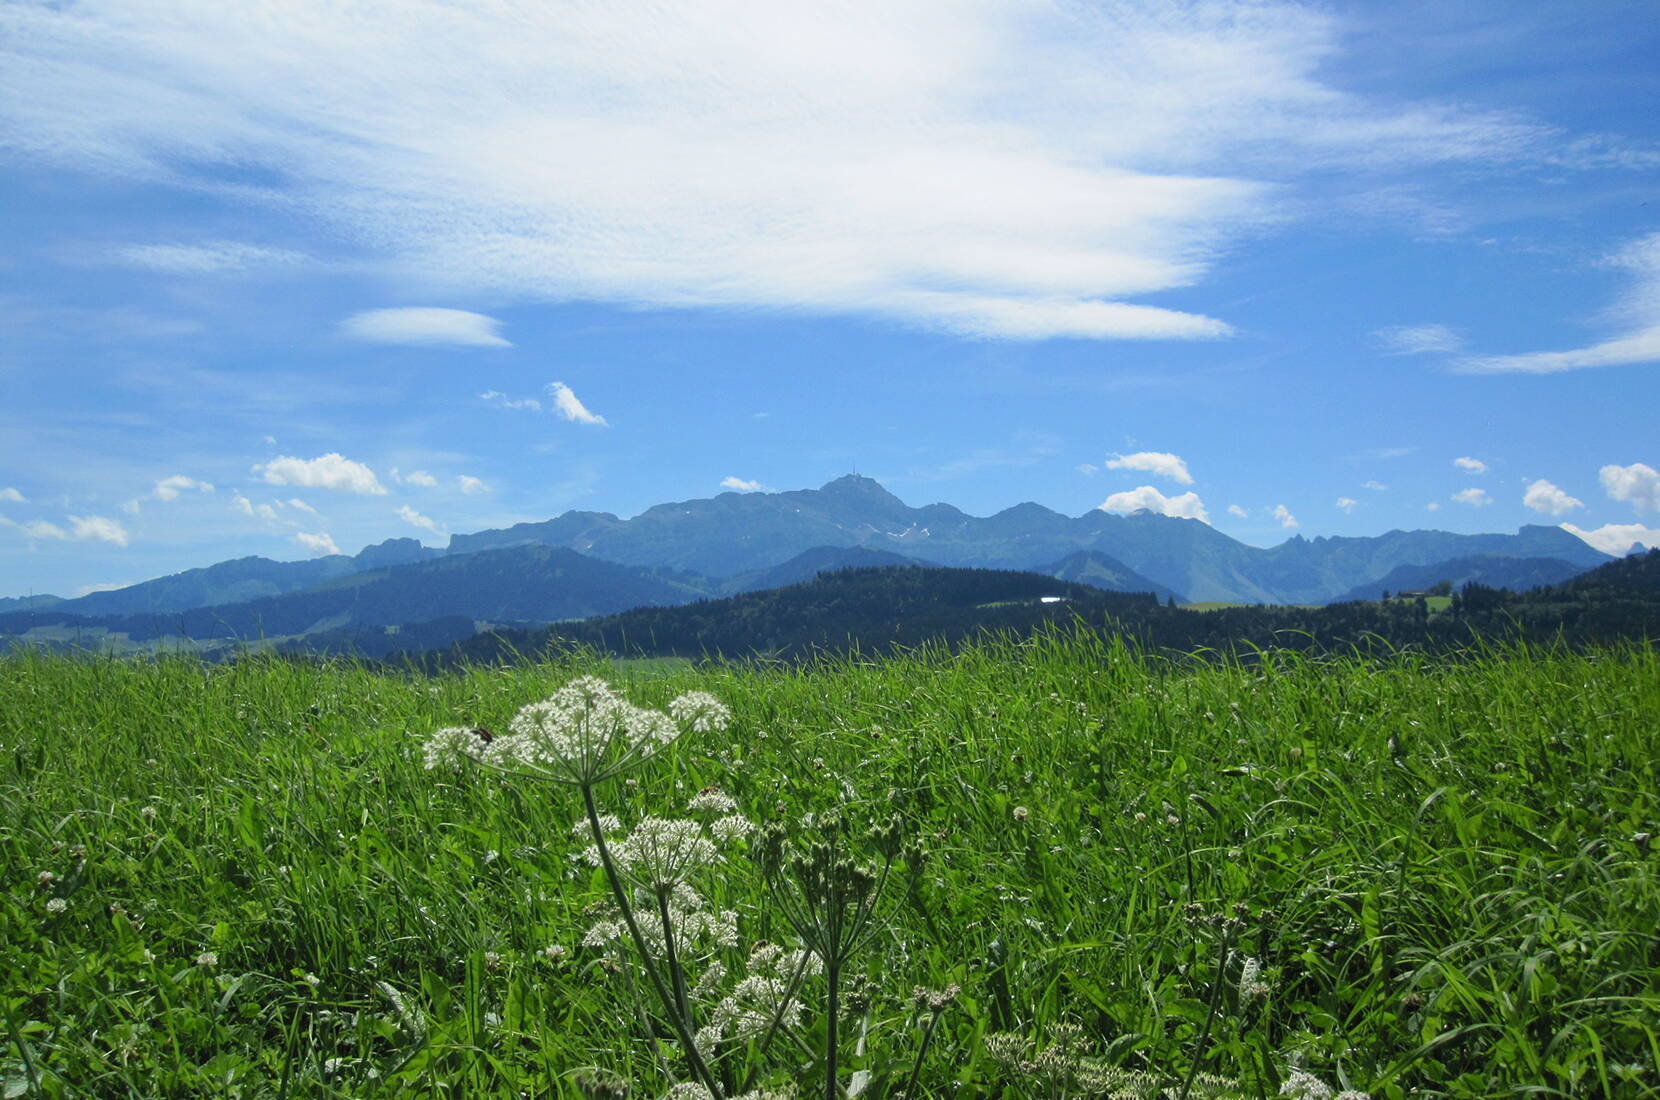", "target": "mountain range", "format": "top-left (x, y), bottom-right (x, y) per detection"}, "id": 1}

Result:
top-left (0, 475), bottom-right (1613, 653)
